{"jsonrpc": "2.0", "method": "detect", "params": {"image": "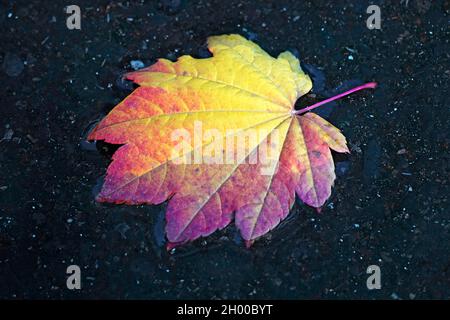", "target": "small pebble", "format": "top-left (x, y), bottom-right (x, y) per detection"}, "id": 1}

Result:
top-left (2, 53), bottom-right (24, 77)
top-left (130, 60), bottom-right (145, 70)
top-left (391, 293), bottom-right (400, 300)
